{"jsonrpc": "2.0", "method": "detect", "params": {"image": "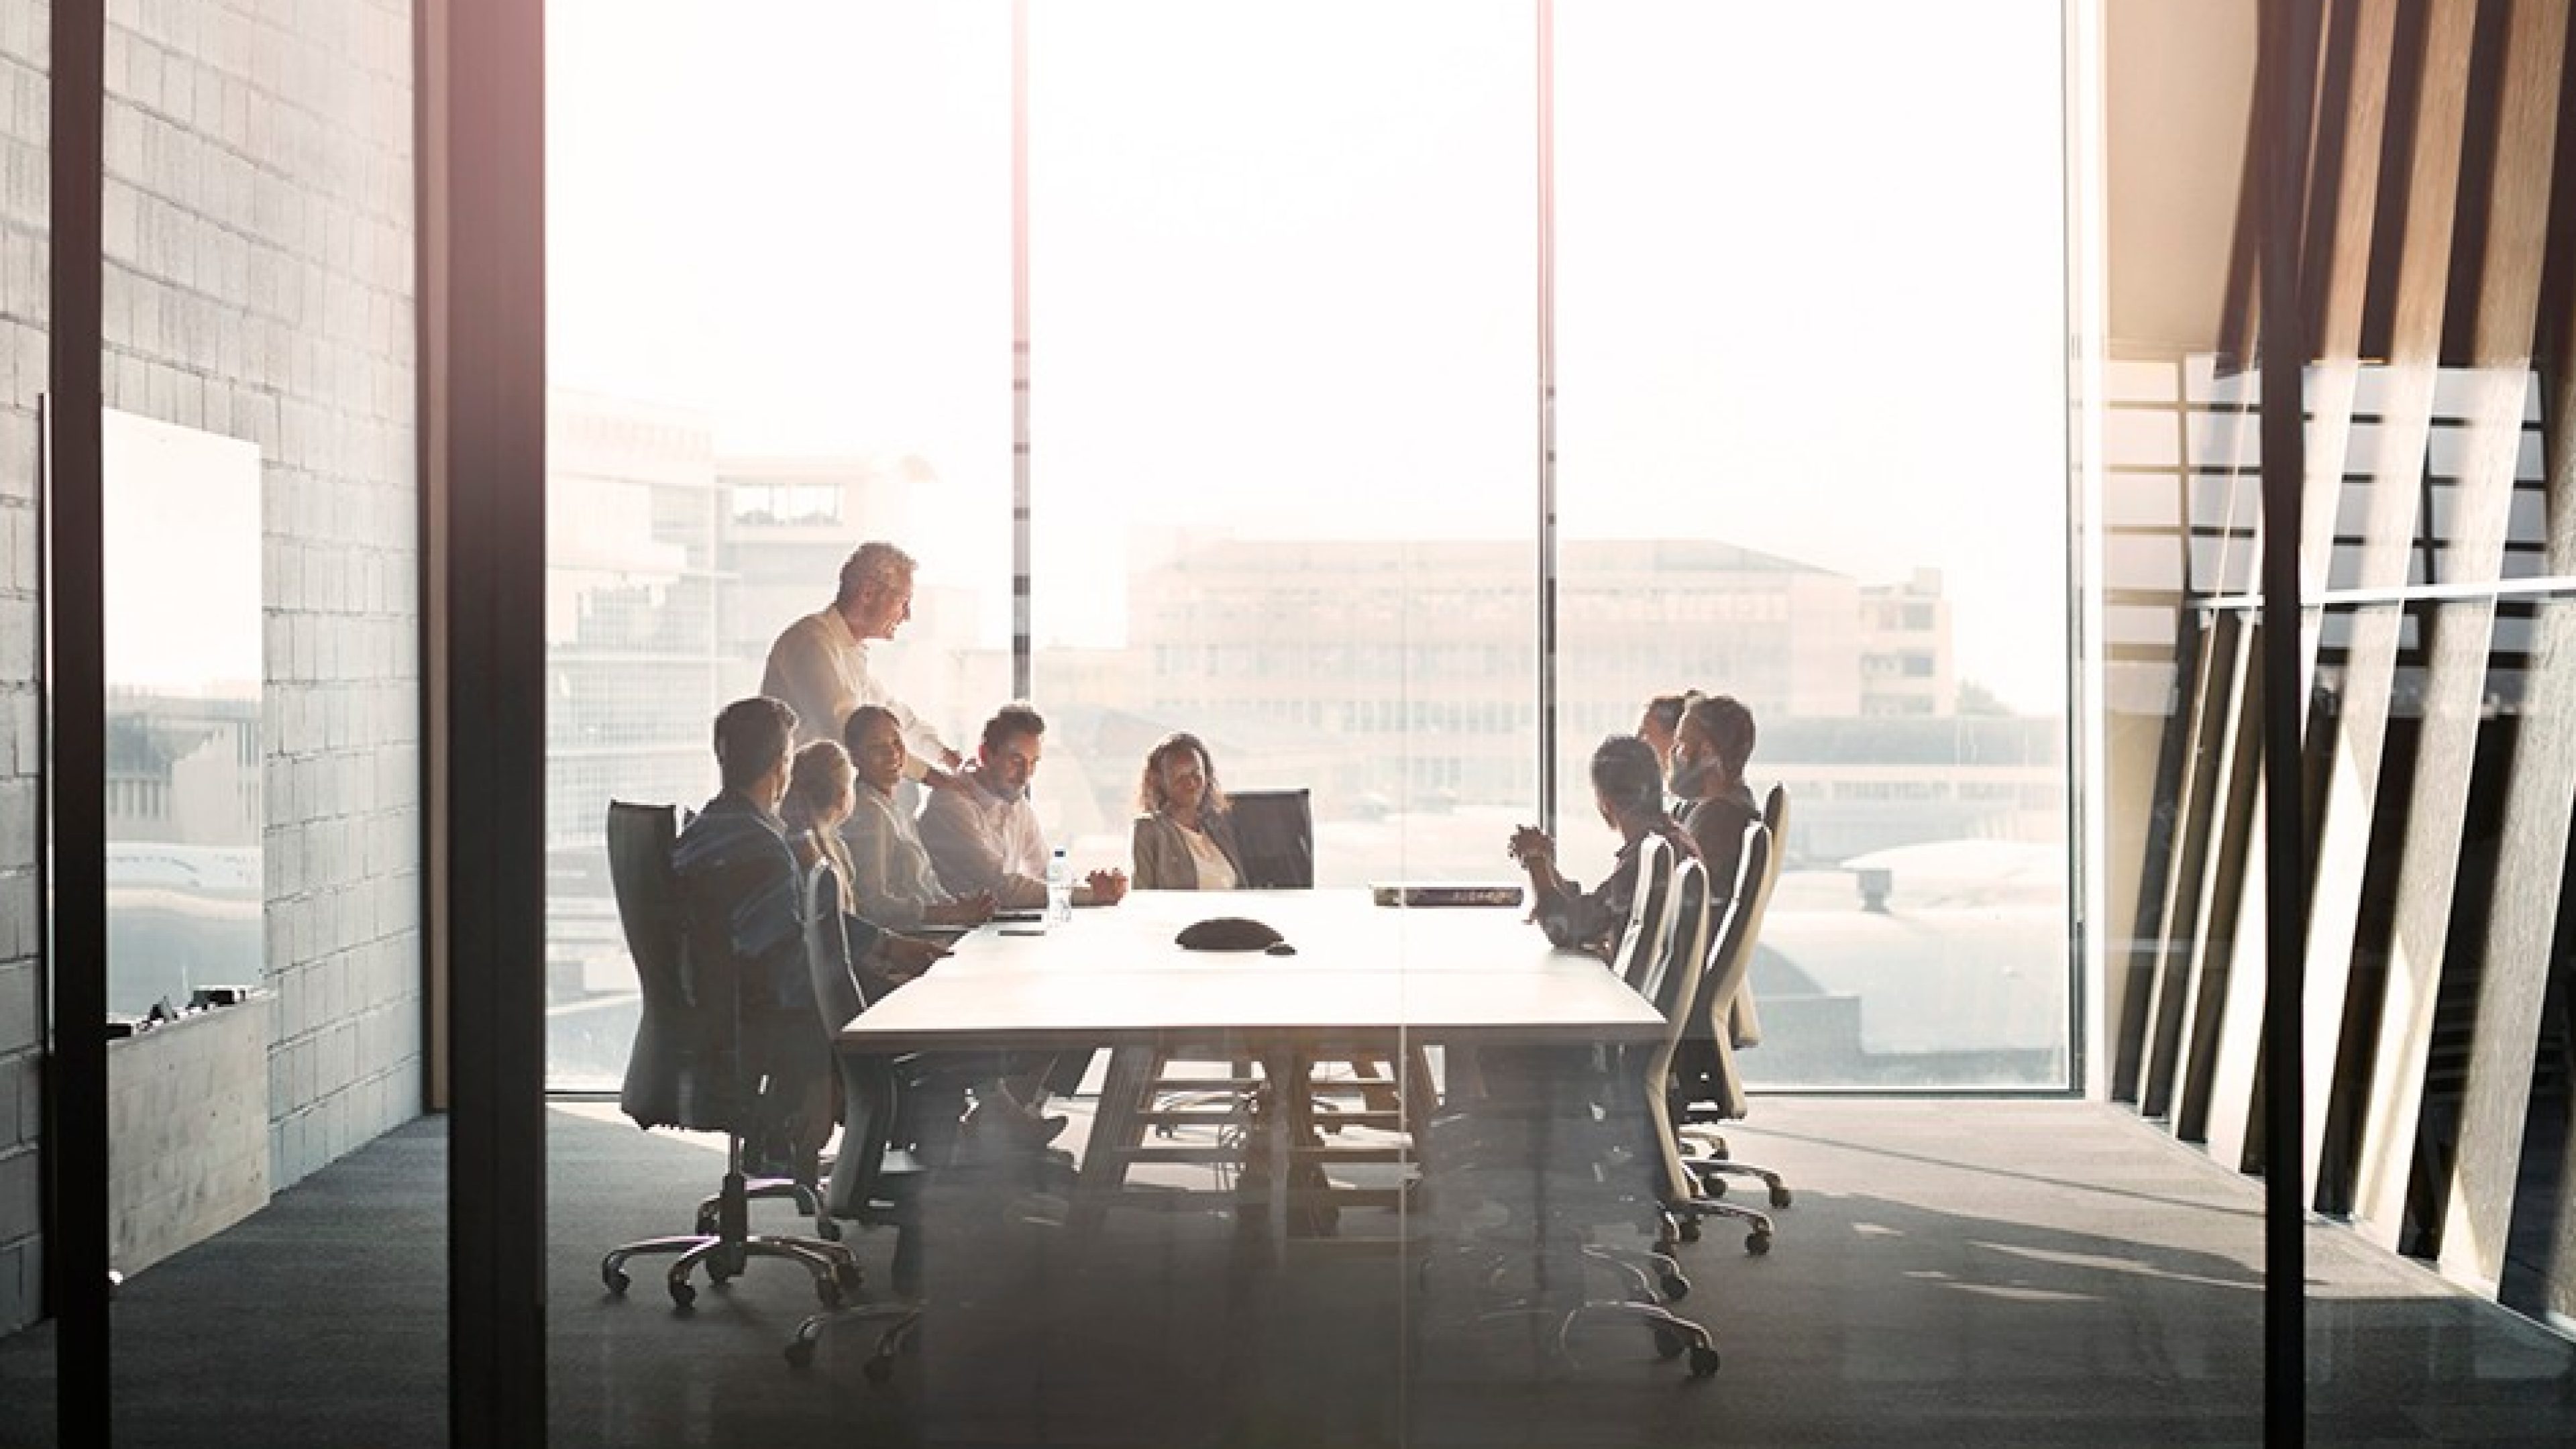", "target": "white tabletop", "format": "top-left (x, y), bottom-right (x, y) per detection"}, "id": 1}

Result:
top-left (837, 888), bottom-right (1666, 1052)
